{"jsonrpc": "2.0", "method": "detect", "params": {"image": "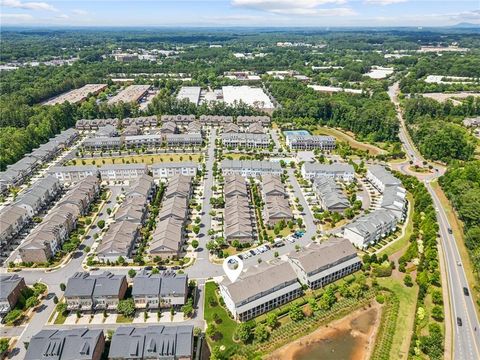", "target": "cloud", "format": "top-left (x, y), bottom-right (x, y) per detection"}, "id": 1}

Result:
top-left (1, 0), bottom-right (57, 12)
top-left (364, 0), bottom-right (408, 5)
top-left (449, 9), bottom-right (480, 22)
top-left (232, 0), bottom-right (354, 16)
top-left (72, 9), bottom-right (88, 16)
top-left (56, 13), bottom-right (69, 19)
top-left (0, 12), bottom-right (34, 22)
